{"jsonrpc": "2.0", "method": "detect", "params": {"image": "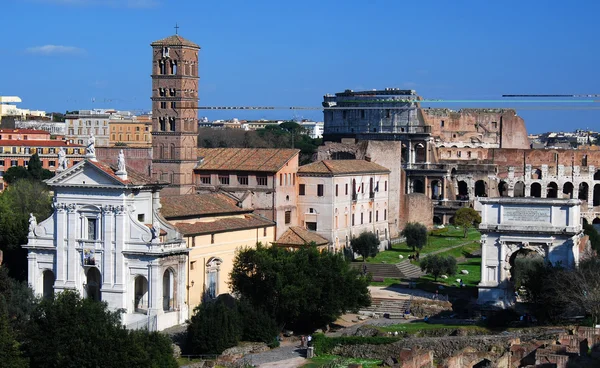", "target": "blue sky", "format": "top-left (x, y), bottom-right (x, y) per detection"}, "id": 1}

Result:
top-left (2, 0), bottom-right (600, 133)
